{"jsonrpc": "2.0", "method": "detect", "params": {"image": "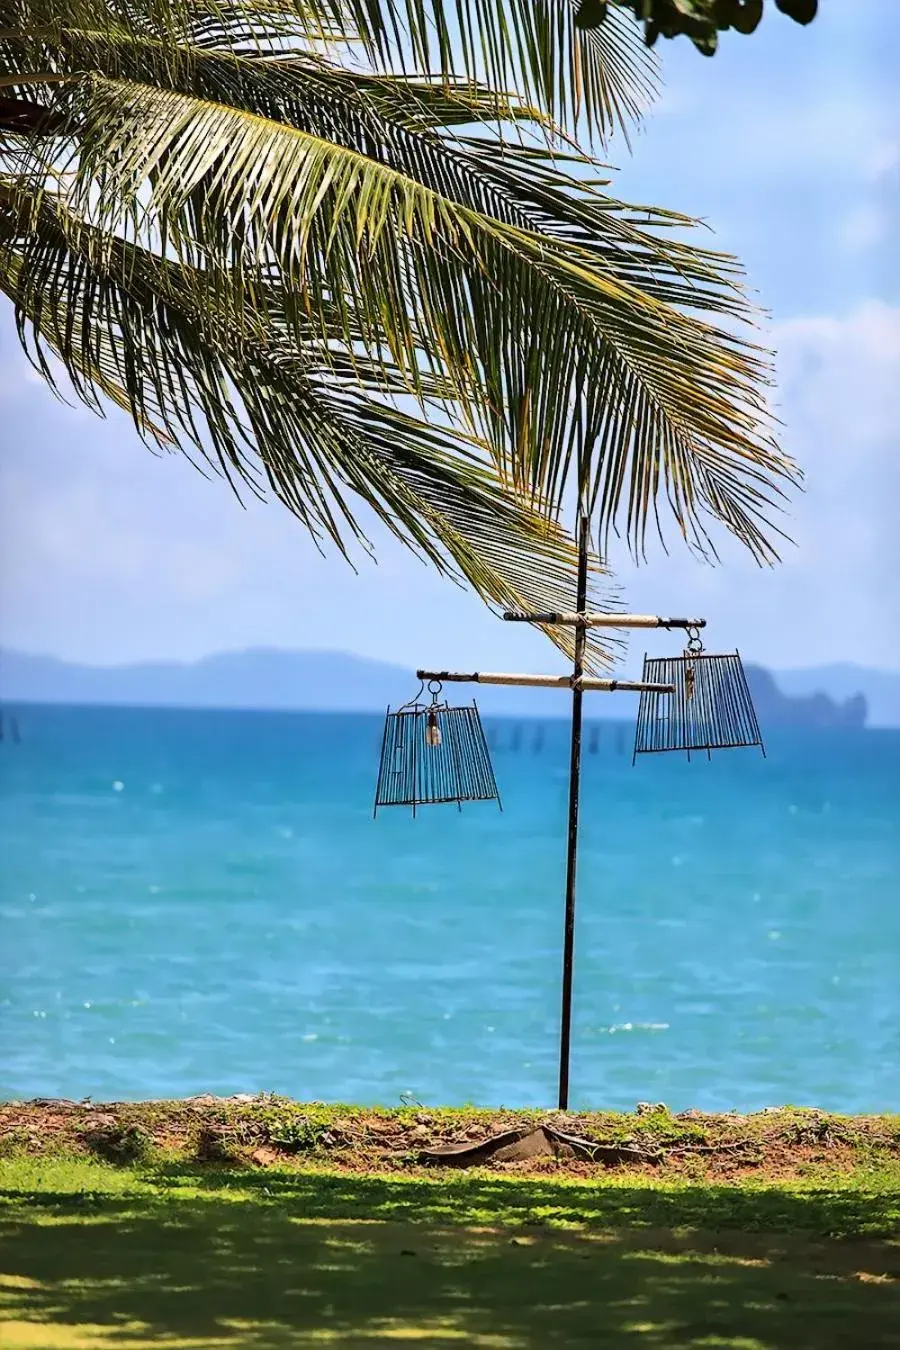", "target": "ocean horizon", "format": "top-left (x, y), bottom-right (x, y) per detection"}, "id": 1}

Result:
top-left (2, 703), bottom-right (898, 1113)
